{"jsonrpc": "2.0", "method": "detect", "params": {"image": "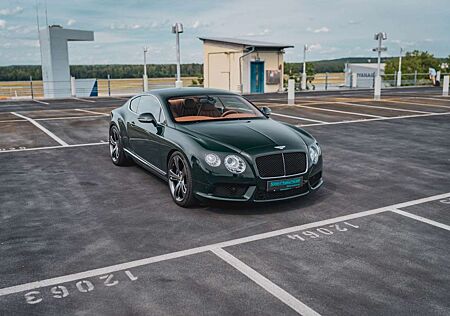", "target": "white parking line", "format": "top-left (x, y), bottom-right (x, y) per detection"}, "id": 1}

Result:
top-left (212, 248), bottom-right (320, 316)
top-left (10, 112), bottom-right (68, 146)
top-left (35, 115), bottom-right (108, 121)
top-left (0, 142), bottom-right (108, 154)
top-left (390, 209), bottom-right (450, 231)
top-left (300, 112), bottom-right (450, 127)
top-left (0, 119), bottom-right (26, 123)
top-left (405, 97), bottom-right (450, 102)
top-left (271, 112), bottom-right (327, 123)
top-left (75, 108), bottom-right (110, 116)
top-left (298, 104), bottom-right (385, 118)
top-left (1, 191), bottom-right (449, 298)
top-left (72, 97), bottom-right (96, 103)
top-left (32, 99), bottom-right (50, 105)
top-left (383, 99), bottom-right (450, 109)
top-left (337, 102), bottom-right (431, 114)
